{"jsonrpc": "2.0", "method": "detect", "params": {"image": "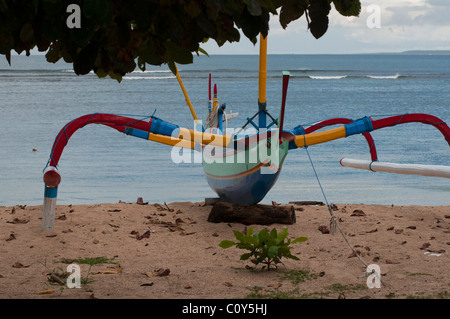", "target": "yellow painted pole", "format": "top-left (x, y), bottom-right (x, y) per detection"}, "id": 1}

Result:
top-left (174, 64), bottom-right (200, 125)
top-left (258, 34), bottom-right (267, 105)
top-left (148, 132), bottom-right (195, 149)
top-left (149, 124), bottom-right (348, 150)
top-left (178, 127), bottom-right (231, 148)
top-left (294, 127), bottom-right (347, 148)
